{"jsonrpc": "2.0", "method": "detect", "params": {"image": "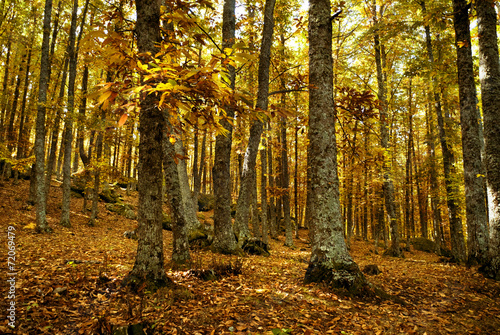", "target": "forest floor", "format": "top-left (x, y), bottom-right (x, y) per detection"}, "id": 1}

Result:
top-left (1, 179), bottom-right (500, 335)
